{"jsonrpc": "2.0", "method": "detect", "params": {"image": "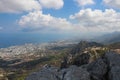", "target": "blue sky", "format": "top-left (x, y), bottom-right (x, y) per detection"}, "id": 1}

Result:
top-left (0, 0), bottom-right (120, 36)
